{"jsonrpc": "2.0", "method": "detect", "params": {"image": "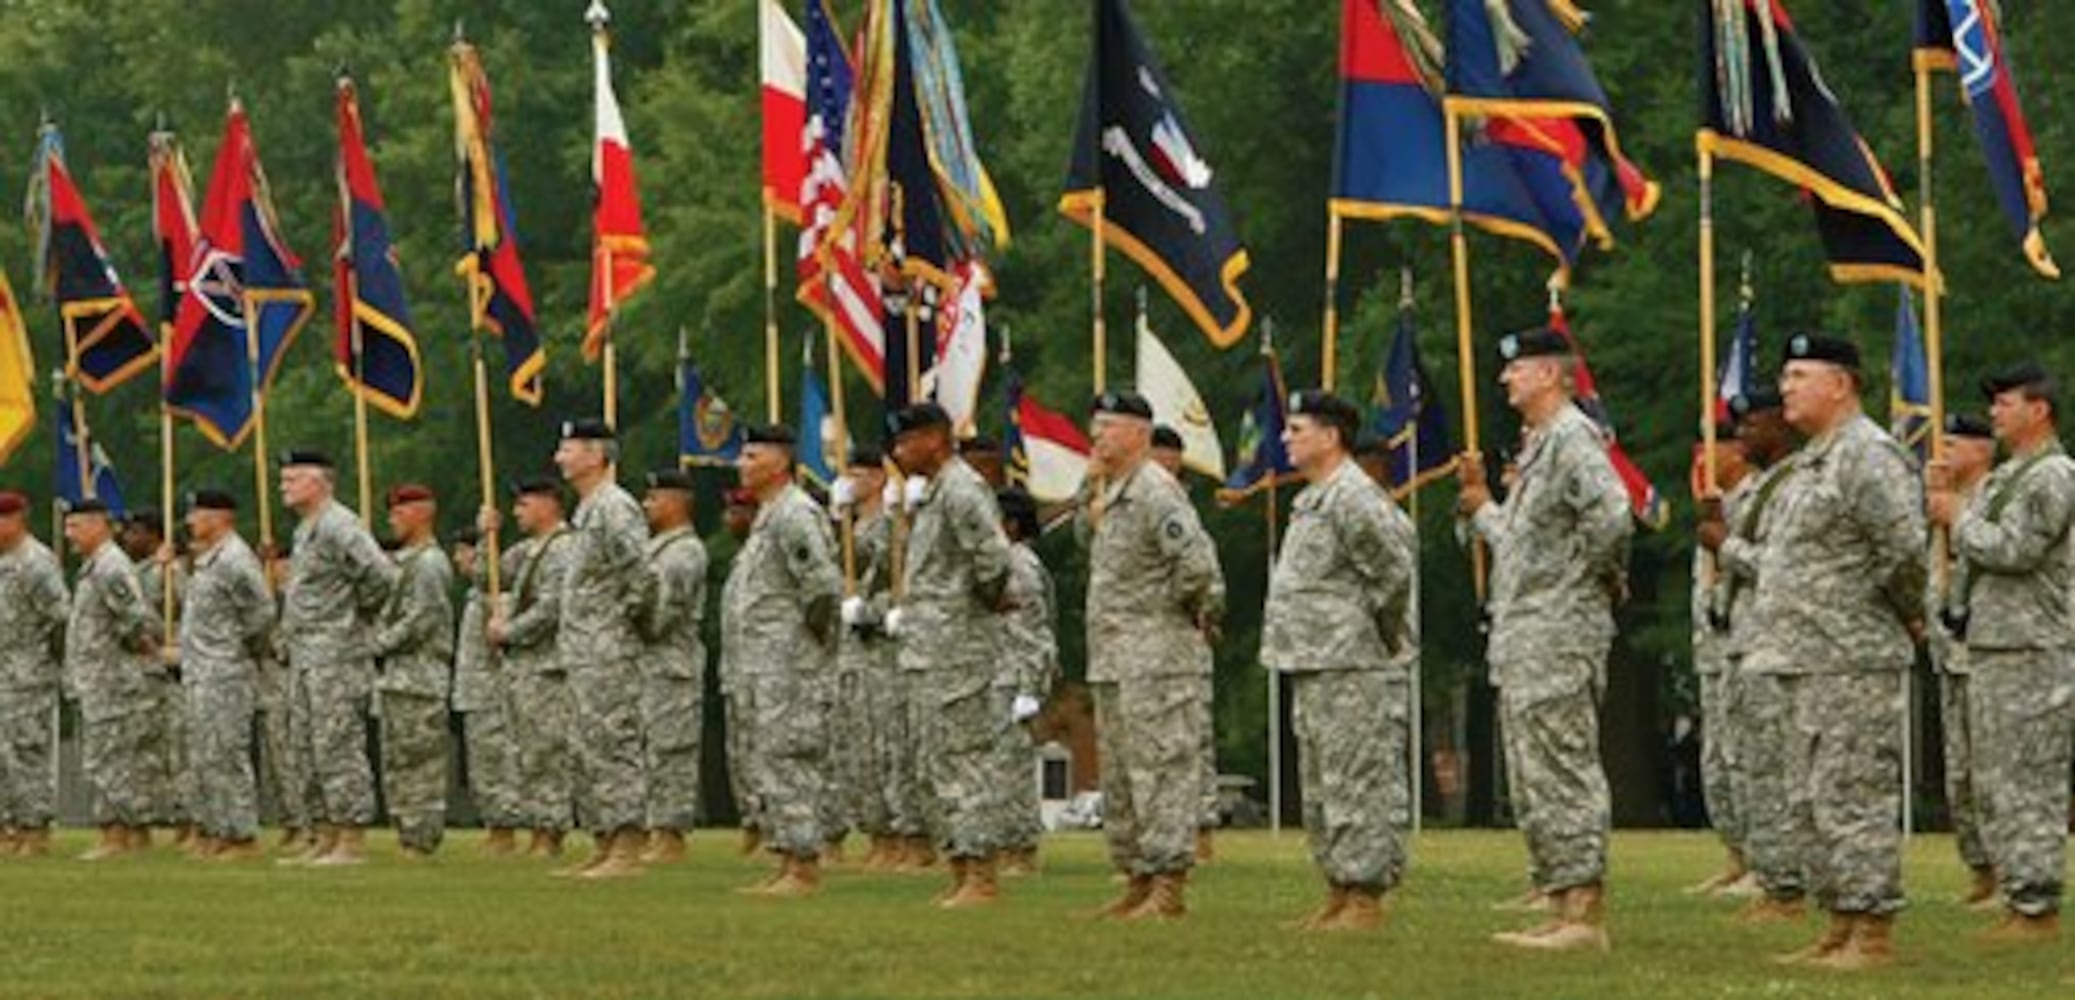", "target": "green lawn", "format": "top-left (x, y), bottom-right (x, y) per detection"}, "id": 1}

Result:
top-left (0, 829), bottom-right (2066, 998)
